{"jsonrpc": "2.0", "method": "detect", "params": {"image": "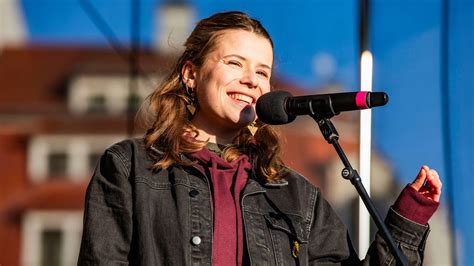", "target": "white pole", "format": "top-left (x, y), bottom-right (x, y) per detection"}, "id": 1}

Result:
top-left (359, 50), bottom-right (373, 257)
